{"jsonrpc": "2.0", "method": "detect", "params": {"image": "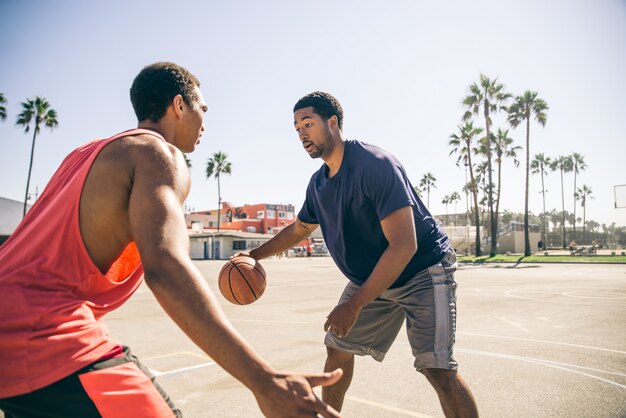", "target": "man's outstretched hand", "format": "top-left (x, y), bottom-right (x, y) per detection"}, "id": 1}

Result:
top-left (254, 369), bottom-right (343, 417)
